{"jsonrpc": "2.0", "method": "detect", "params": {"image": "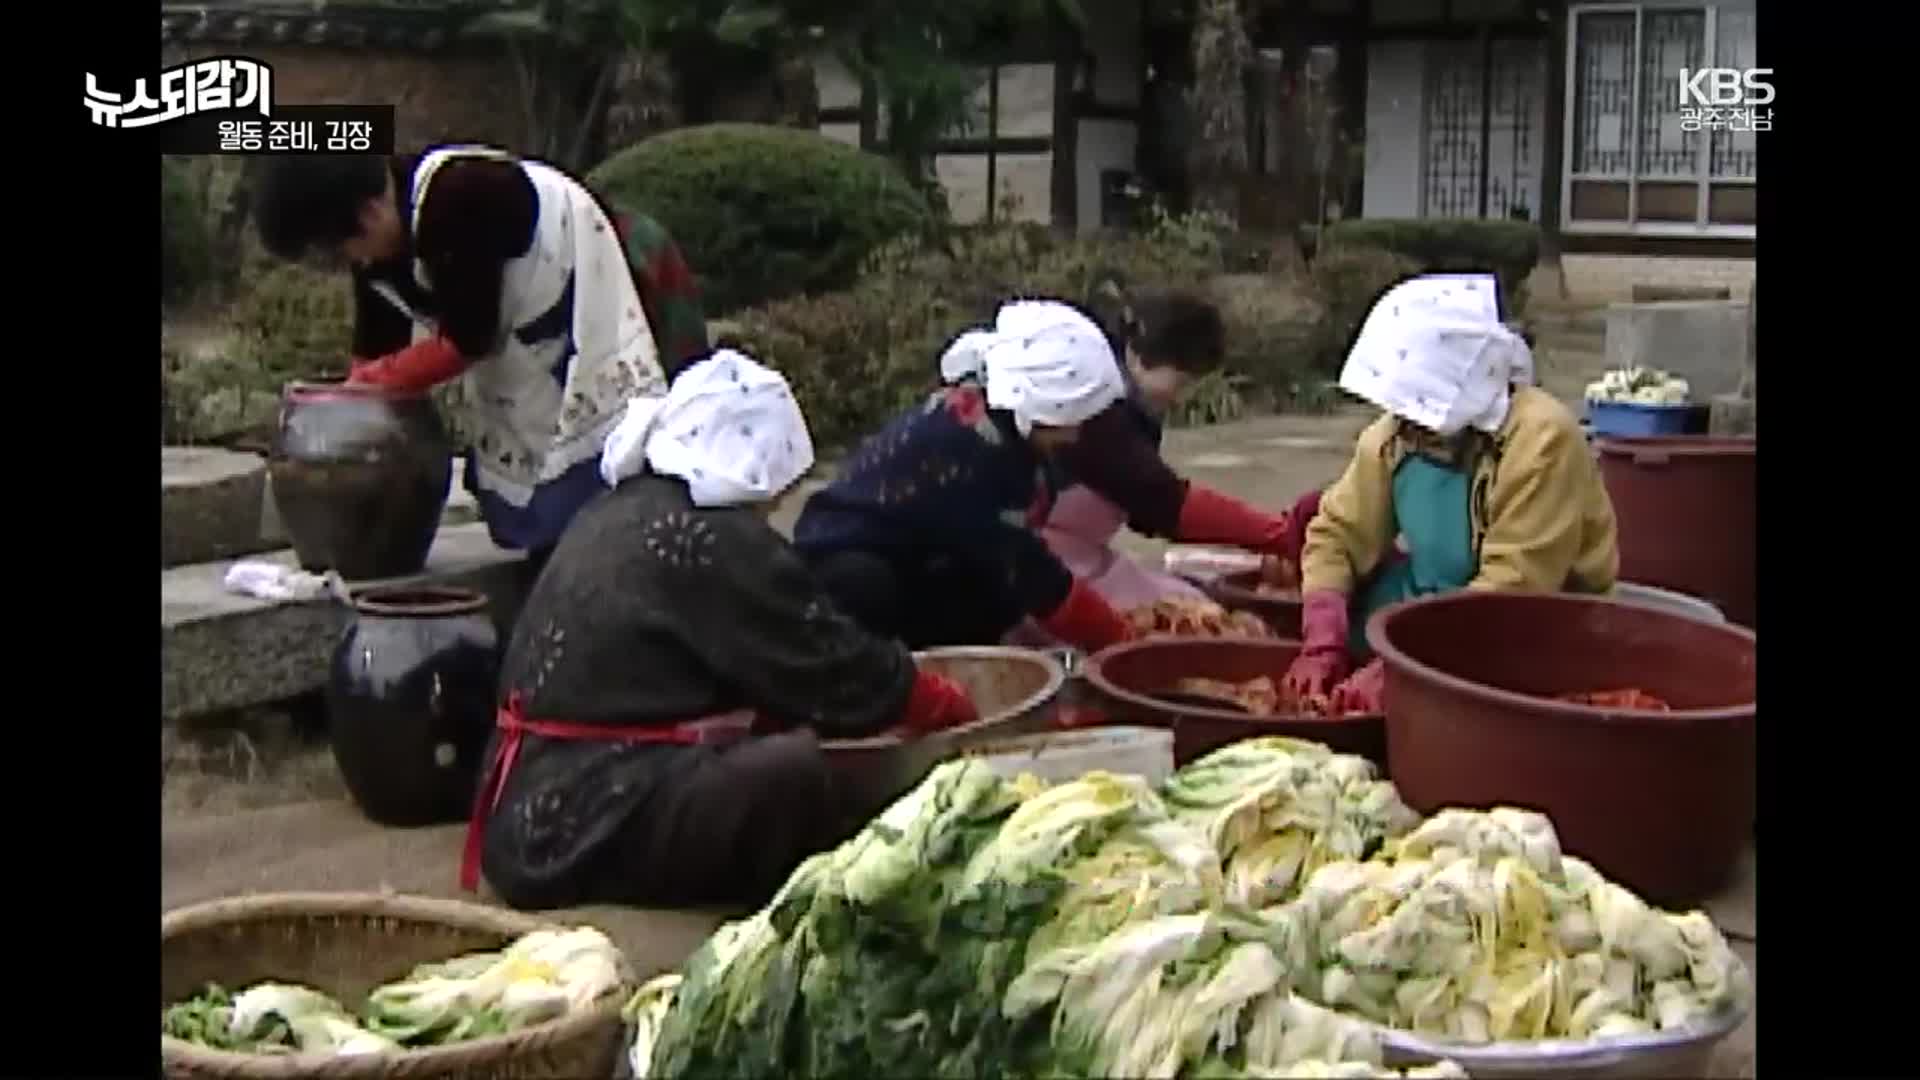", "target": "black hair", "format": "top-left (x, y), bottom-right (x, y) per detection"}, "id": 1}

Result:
top-left (1122, 289), bottom-right (1227, 375)
top-left (249, 154), bottom-right (392, 260)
